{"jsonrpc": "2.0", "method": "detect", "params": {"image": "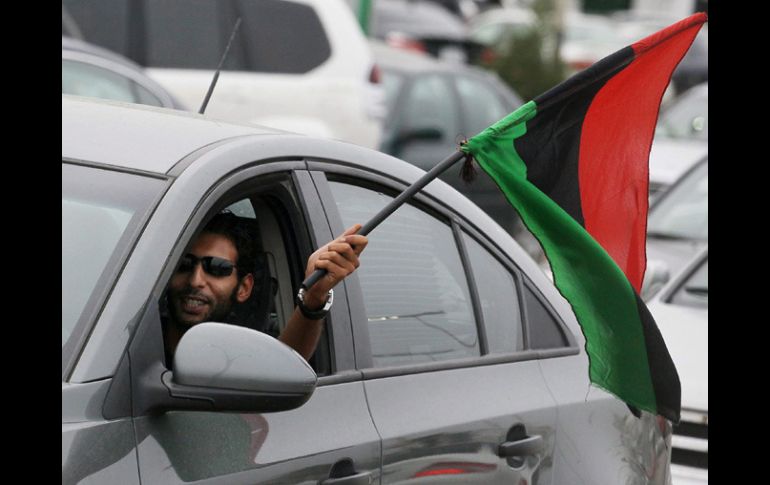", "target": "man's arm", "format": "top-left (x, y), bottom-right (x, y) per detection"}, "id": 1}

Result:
top-left (279, 224), bottom-right (368, 360)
